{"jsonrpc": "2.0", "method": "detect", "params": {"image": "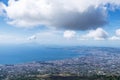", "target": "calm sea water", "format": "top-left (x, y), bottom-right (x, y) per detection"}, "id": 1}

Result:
top-left (0, 45), bottom-right (80, 64)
